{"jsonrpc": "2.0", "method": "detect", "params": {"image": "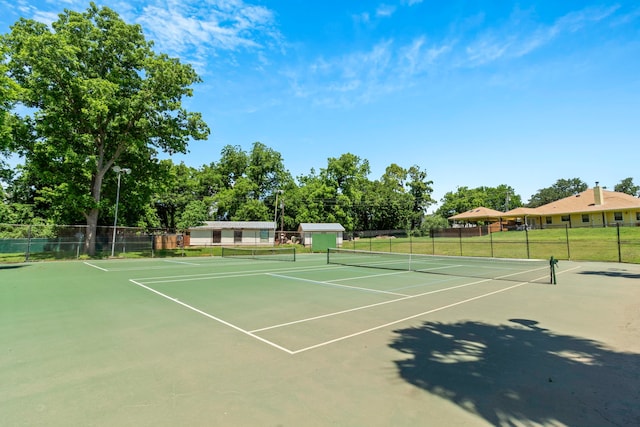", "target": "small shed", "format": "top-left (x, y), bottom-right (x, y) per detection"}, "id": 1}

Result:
top-left (188, 221), bottom-right (276, 246)
top-left (298, 223), bottom-right (345, 251)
